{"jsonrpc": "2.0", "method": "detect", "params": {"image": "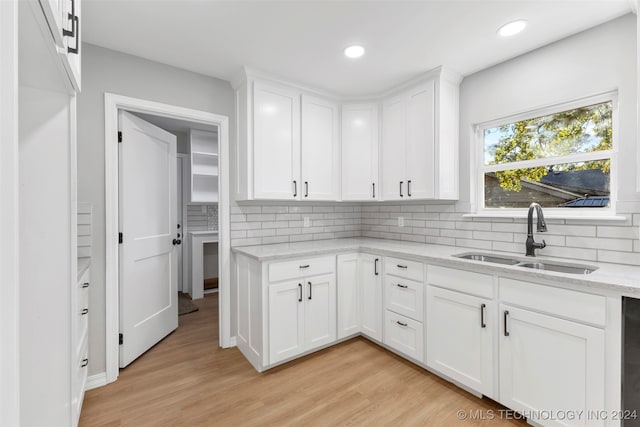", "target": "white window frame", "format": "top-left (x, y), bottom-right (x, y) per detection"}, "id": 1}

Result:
top-left (471, 91), bottom-right (621, 220)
